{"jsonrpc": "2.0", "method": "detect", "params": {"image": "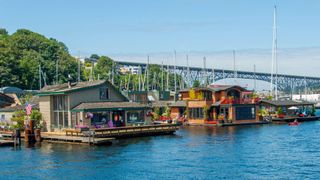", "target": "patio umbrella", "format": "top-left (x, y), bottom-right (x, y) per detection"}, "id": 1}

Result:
top-left (288, 106), bottom-right (299, 110)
